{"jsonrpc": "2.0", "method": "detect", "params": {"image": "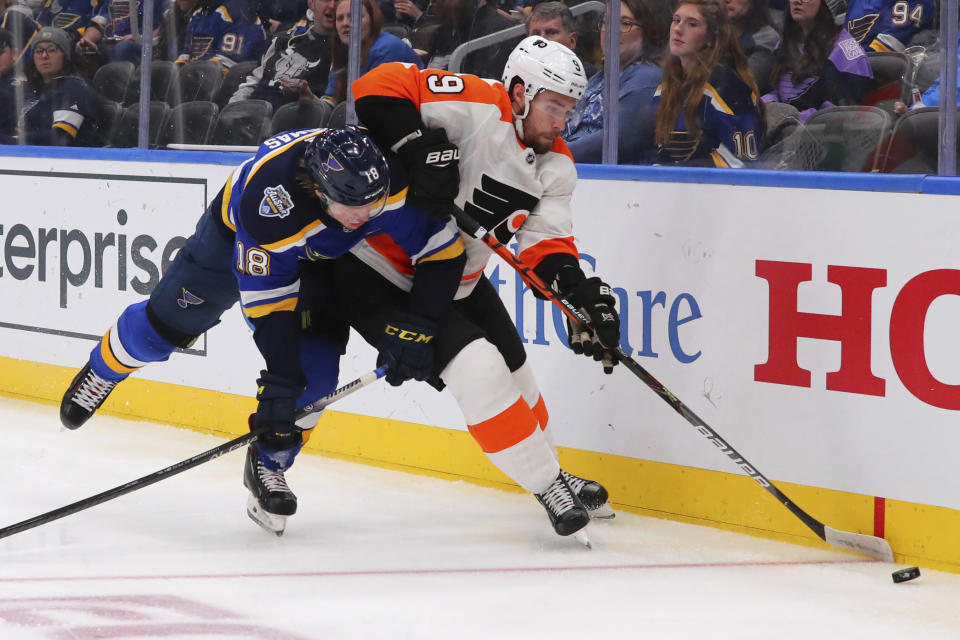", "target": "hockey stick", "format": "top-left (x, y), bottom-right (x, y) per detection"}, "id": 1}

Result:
top-left (0, 366), bottom-right (388, 541)
top-left (453, 207), bottom-right (893, 562)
